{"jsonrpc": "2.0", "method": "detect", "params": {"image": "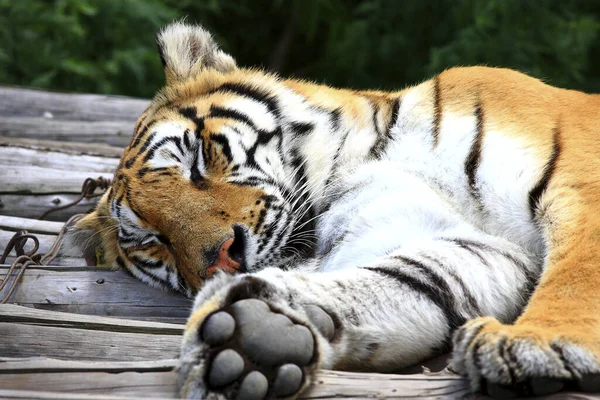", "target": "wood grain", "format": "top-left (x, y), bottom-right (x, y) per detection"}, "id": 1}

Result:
top-left (0, 137), bottom-right (124, 158)
top-left (0, 117), bottom-right (135, 147)
top-left (0, 264), bottom-right (193, 323)
top-left (0, 166), bottom-right (112, 194)
top-left (0, 146), bottom-right (119, 172)
top-left (1, 322), bottom-right (181, 361)
top-left (0, 86), bottom-right (148, 122)
top-left (0, 193), bottom-right (99, 221)
top-left (0, 216), bottom-right (64, 235)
